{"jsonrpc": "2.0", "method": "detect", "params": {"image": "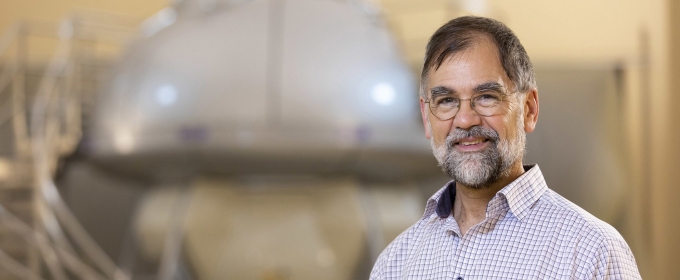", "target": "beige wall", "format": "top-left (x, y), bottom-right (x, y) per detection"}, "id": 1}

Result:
top-left (379, 0), bottom-right (665, 68)
top-left (492, 0), bottom-right (655, 64)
